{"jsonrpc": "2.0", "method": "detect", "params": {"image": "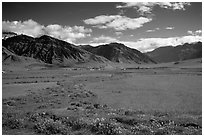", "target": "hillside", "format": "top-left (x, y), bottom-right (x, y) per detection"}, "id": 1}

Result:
top-left (146, 42), bottom-right (202, 63)
top-left (80, 43), bottom-right (156, 64)
top-left (3, 35), bottom-right (109, 66)
top-left (2, 46), bottom-right (50, 72)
